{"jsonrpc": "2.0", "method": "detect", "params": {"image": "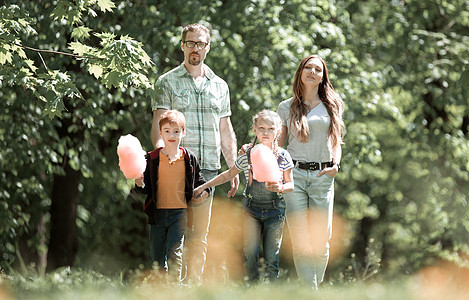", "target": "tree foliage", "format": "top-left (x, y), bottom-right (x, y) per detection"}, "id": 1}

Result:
top-left (1, 0), bottom-right (154, 271)
top-left (337, 0), bottom-right (469, 274)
